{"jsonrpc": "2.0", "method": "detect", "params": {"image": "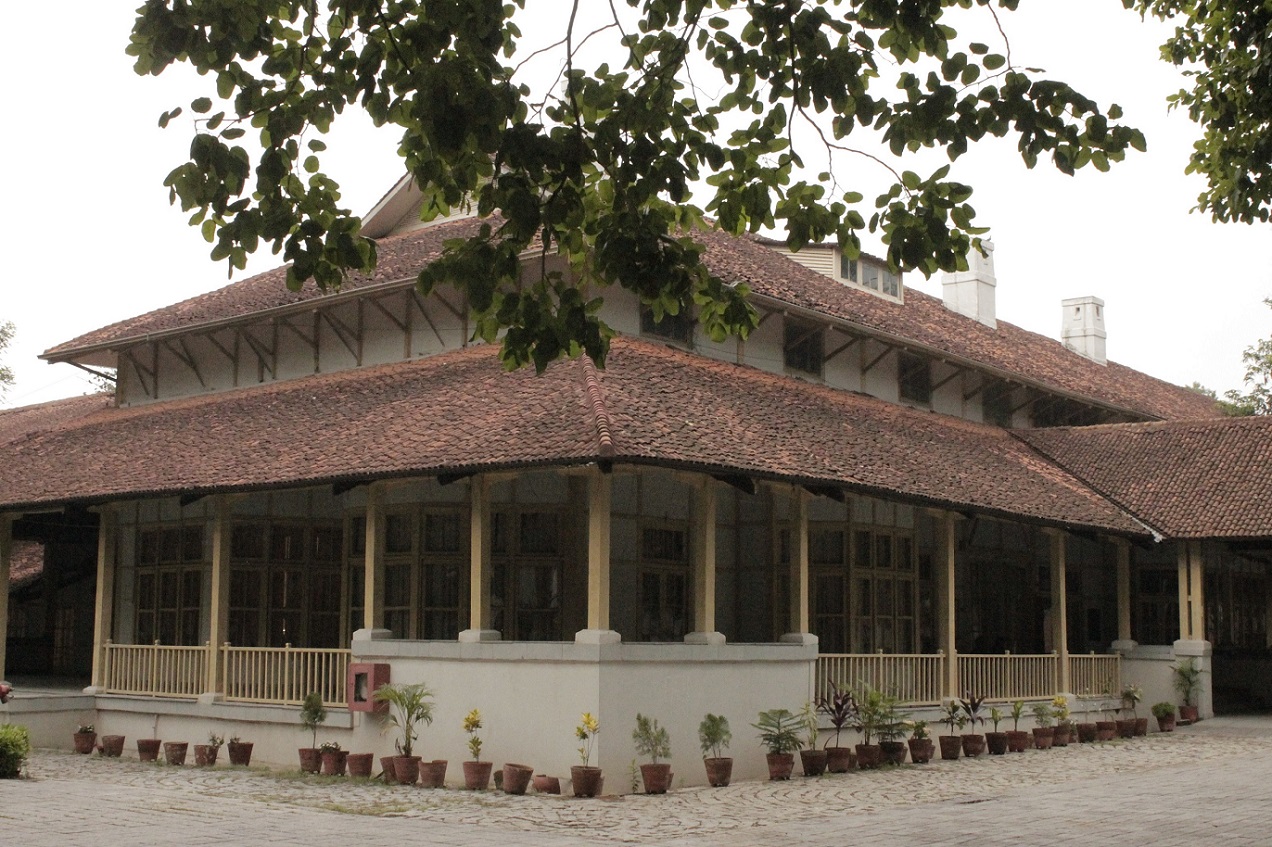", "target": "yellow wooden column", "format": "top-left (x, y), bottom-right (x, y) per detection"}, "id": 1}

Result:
top-left (936, 511), bottom-right (958, 698)
top-left (362, 483), bottom-right (386, 633)
top-left (577, 469), bottom-right (619, 644)
top-left (686, 477), bottom-right (723, 645)
top-left (780, 488), bottom-right (812, 643)
top-left (205, 496), bottom-right (232, 696)
top-left (0, 514), bottom-right (12, 683)
top-left (459, 476), bottom-right (499, 642)
top-left (88, 507), bottom-right (118, 692)
top-left (1177, 542), bottom-right (1192, 640)
top-left (1048, 529), bottom-right (1070, 693)
top-left (1189, 540), bottom-right (1206, 640)
top-left (1111, 538), bottom-right (1136, 652)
